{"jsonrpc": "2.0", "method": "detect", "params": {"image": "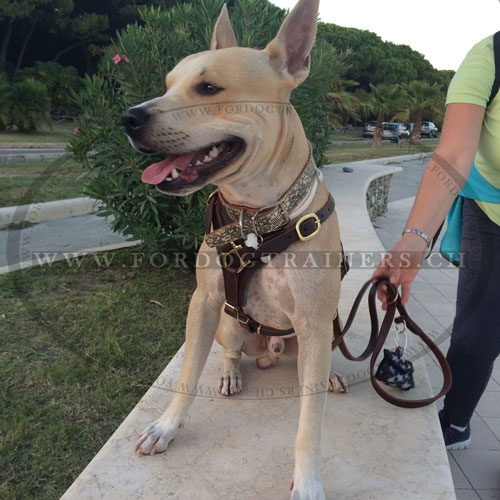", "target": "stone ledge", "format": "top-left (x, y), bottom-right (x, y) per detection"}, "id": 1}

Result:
top-left (61, 162), bottom-right (456, 500)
